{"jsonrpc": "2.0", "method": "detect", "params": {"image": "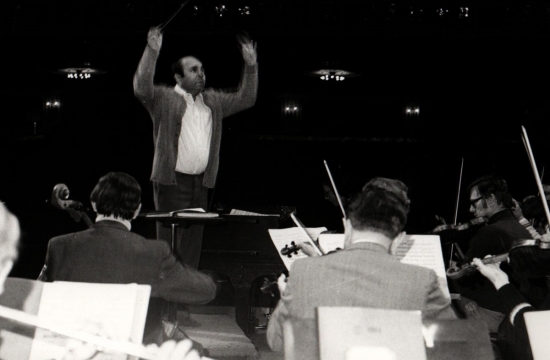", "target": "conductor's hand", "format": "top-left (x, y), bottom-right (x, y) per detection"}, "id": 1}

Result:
top-left (472, 257), bottom-right (510, 290)
top-left (146, 339), bottom-right (201, 360)
top-left (147, 27), bottom-right (163, 52)
top-left (237, 32), bottom-right (257, 65)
